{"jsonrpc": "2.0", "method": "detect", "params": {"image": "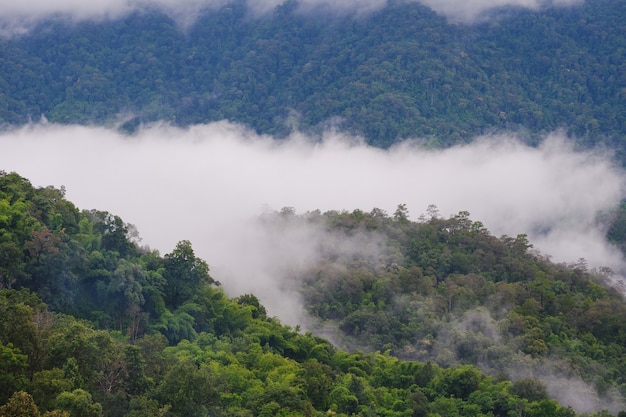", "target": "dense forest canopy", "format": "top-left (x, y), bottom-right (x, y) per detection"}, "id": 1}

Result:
top-left (1, 171), bottom-right (626, 416)
top-left (0, 0), bottom-right (625, 157)
top-left (3, 0), bottom-right (626, 415)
